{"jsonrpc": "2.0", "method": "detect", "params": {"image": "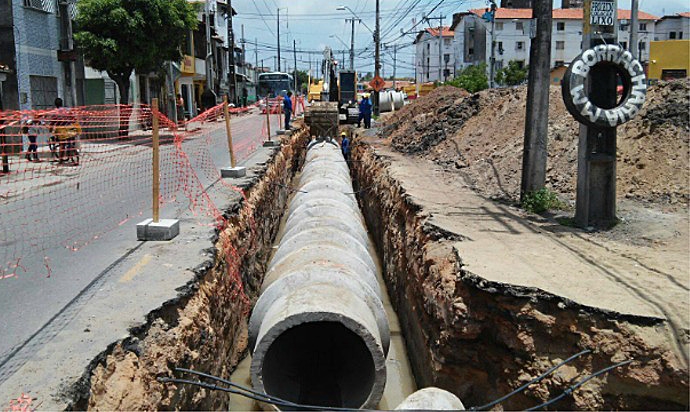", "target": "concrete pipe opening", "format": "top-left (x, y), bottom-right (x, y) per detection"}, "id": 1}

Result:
top-left (261, 321), bottom-right (376, 409)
